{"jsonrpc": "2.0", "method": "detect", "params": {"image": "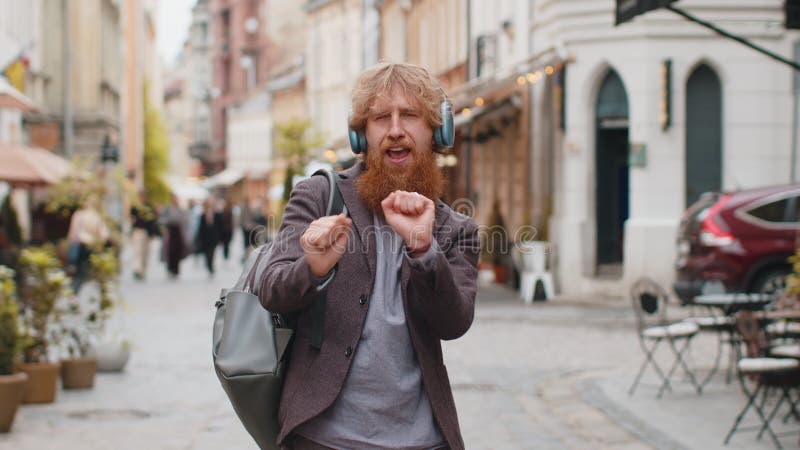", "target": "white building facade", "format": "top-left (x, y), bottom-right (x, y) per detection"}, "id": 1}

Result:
top-left (531, 0), bottom-right (800, 296)
top-left (226, 89), bottom-right (272, 178)
top-left (186, 0), bottom-right (212, 171)
top-left (305, 0), bottom-right (366, 152)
